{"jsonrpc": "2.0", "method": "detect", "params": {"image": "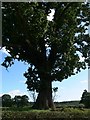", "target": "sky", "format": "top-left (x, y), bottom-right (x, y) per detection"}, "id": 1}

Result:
top-left (0, 48), bottom-right (88, 102)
